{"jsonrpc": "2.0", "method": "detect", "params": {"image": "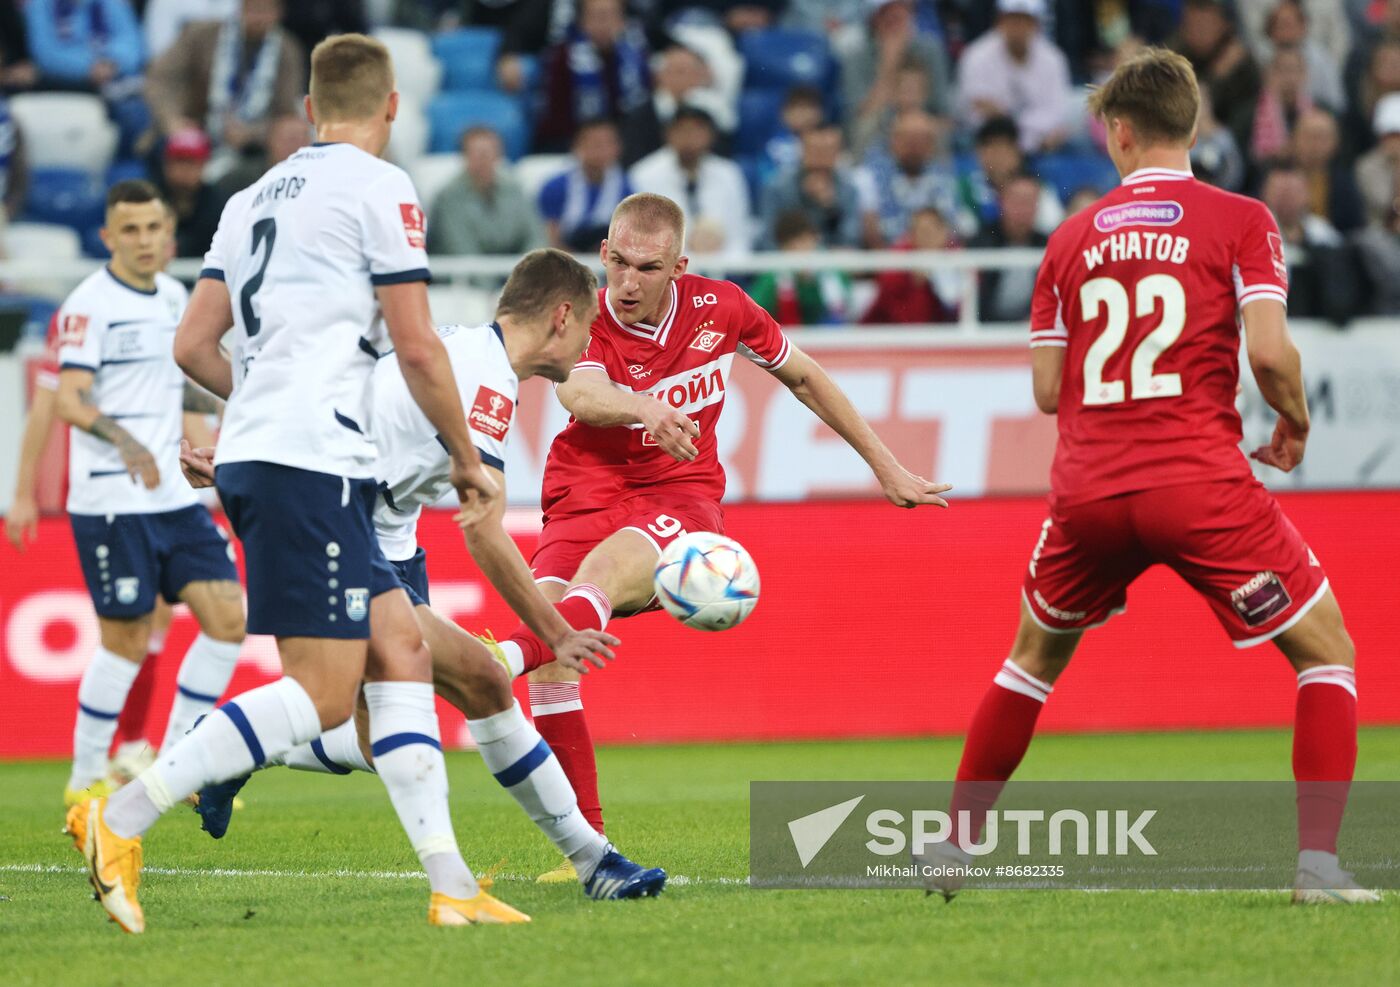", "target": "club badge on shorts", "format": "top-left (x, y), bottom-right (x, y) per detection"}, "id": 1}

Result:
top-left (345, 587), bottom-right (369, 622)
top-left (114, 577), bottom-right (140, 605)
